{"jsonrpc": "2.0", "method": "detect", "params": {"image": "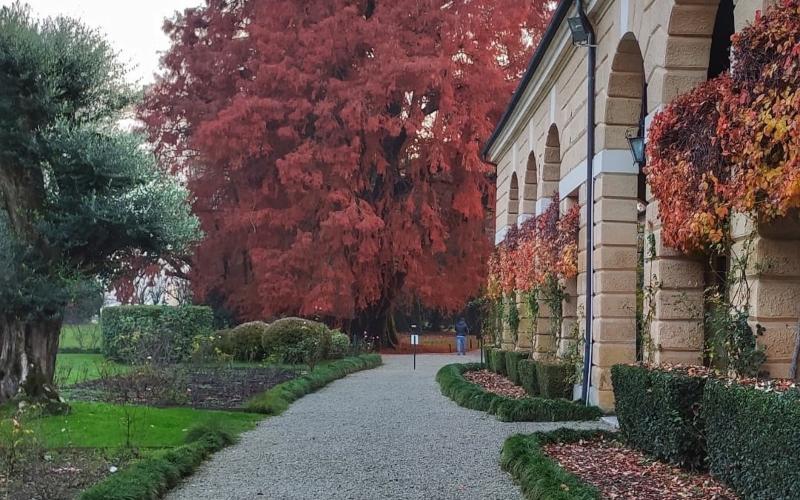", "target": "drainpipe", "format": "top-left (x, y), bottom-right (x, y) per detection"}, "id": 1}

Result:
top-left (577, 0), bottom-right (596, 406)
